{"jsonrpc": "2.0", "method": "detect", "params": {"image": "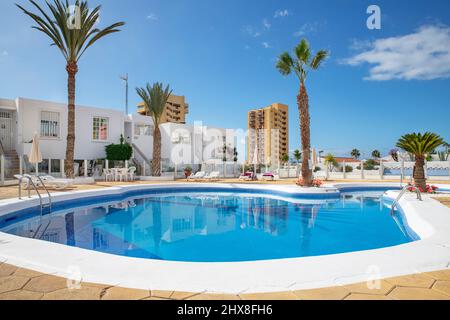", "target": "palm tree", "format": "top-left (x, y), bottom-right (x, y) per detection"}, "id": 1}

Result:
top-left (372, 150), bottom-right (381, 159)
top-left (136, 83), bottom-right (172, 176)
top-left (293, 149), bottom-right (302, 164)
top-left (351, 149), bottom-right (361, 160)
top-left (281, 154), bottom-right (290, 165)
top-left (17, 0), bottom-right (125, 178)
top-left (396, 132), bottom-right (444, 190)
top-left (324, 153), bottom-right (338, 172)
top-left (276, 39), bottom-right (328, 187)
top-left (350, 149), bottom-right (361, 160)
